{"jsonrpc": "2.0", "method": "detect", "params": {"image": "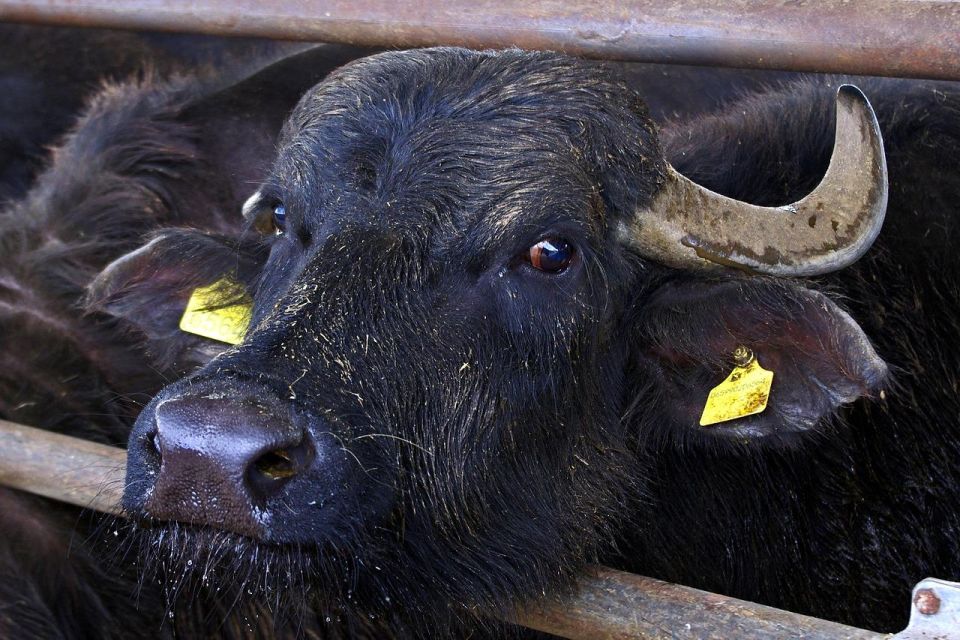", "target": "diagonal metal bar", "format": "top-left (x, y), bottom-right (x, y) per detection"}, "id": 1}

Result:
top-left (0, 417), bottom-right (885, 639)
top-left (0, 418), bottom-right (125, 515)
